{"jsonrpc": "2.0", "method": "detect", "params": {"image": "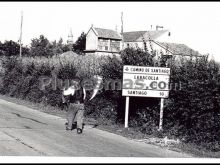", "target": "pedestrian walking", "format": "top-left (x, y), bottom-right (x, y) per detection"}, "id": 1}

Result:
top-left (62, 80), bottom-right (86, 134)
top-left (62, 75), bottom-right (103, 134)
